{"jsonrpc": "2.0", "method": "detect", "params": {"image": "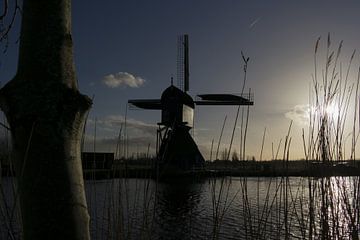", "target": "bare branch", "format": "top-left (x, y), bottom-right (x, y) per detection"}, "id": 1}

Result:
top-left (0, 0), bottom-right (9, 20)
top-left (0, 0), bottom-right (20, 43)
